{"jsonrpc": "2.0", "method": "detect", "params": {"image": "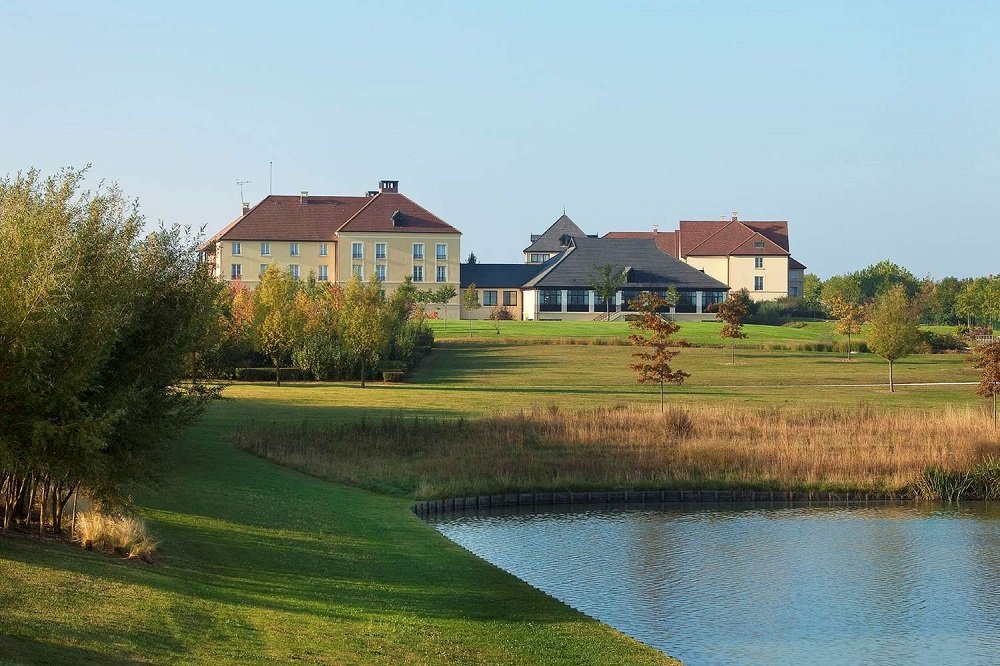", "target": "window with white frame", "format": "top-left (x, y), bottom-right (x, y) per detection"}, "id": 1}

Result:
top-left (412, 243), bottom-right (424, 260)
top-left (259, 263), bottom-right (268, 276)
top-left (754, 256), bottom-right (764, 269)
top-left (375, 242), bottom-right (387, 259)
top-left (352, 242), bottom-right (363, 259)
top-left (318, 265), bottom-right (329, 281)
top-left (260, 241), bottom-right (270, 256)
top-left (290, 264), bottom-right (300, 280)
top-left (352, 264), bottom-right (363, 279)
top-left (436, 265), bottom-right (447, 282)
top-left (412, 265), bottom-right (424, 282)
top-left (319, 242), bottom-right (328, 256)
top-left (375, 264), bottom-right (386, 281)
top-left (754, 275), bottom-right (764, 291)
top-left (232, 242), bottom-right (242, 256)
top-left (436, 243), bottom-right (447, 260)
top-left (231, 263), bottom-right (242, 279)
top-left (289, 242), bottom-right (300, 256)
